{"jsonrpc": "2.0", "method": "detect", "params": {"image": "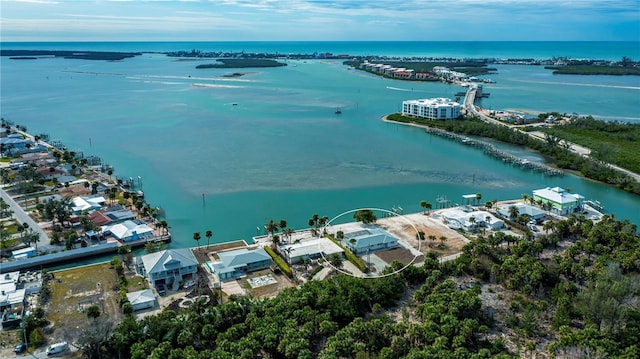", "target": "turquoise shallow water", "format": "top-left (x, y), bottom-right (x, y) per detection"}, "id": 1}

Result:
top-left (1, 42), bottom-right (639, 247)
